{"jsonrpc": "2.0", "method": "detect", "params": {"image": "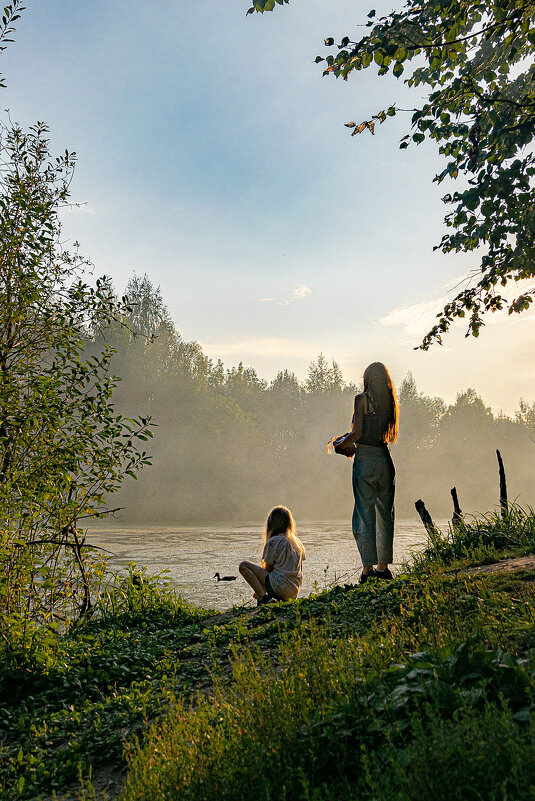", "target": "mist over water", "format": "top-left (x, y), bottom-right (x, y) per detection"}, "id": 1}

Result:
top-left (88, 519), bottom-right (434, 611)
top-left (94, 277), bottom-right (535, 531)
